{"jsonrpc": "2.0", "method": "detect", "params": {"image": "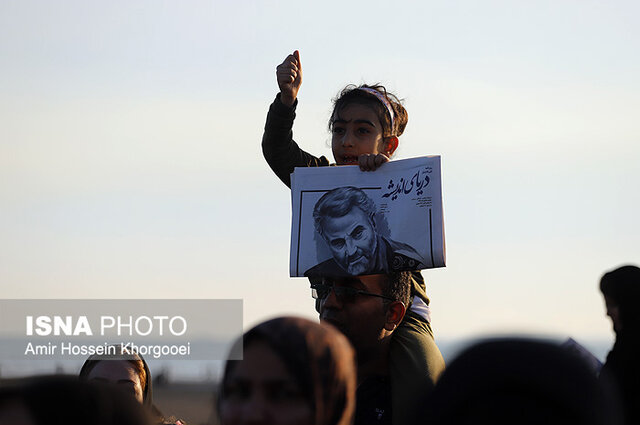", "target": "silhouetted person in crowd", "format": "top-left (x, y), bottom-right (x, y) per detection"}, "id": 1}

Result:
top-left (600, 265), bottom-right (640, 425)
top-left (0, 380), bottom-right (34, 425)
top-left (219, 316), bottom-right (356, 425)
top-left (423, 338), bottom-right (622, 425)
top-left (0, 375), bottom-right (152, 425)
